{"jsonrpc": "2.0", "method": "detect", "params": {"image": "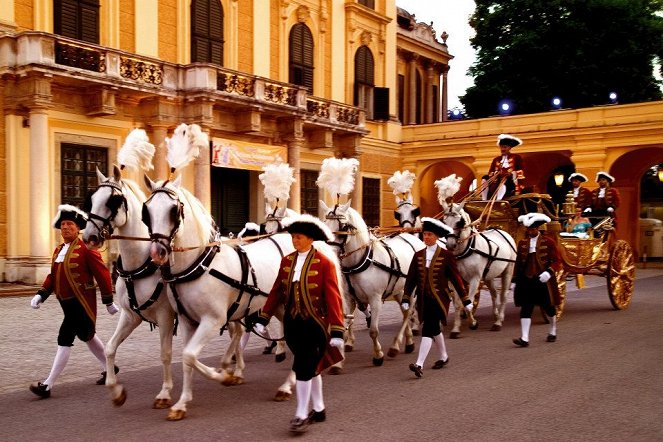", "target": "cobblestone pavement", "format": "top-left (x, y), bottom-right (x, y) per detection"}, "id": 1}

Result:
top-left (3, 264), bottom-right (661, 395)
